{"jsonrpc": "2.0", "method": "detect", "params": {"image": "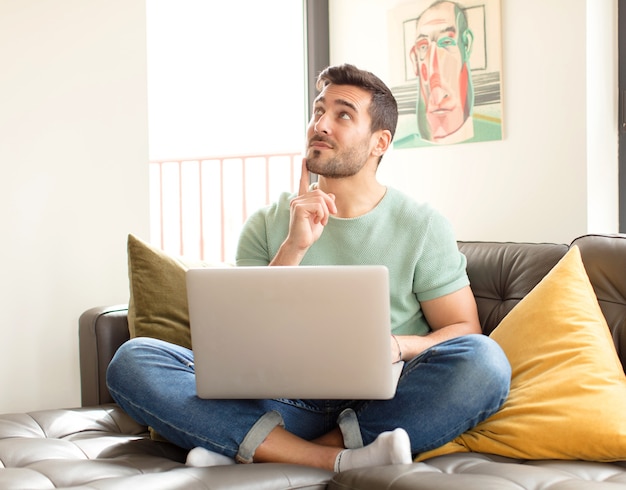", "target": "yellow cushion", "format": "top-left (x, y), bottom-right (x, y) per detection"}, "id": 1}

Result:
top-left (127, 234), bottom-right (225, 349)
top-left (417, 246), bottom-right (626, 462)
